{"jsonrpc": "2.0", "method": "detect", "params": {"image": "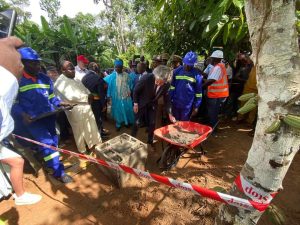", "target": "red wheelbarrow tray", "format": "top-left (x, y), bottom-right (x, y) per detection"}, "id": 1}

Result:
top-left (154, 121), bottom-right (213, 149)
